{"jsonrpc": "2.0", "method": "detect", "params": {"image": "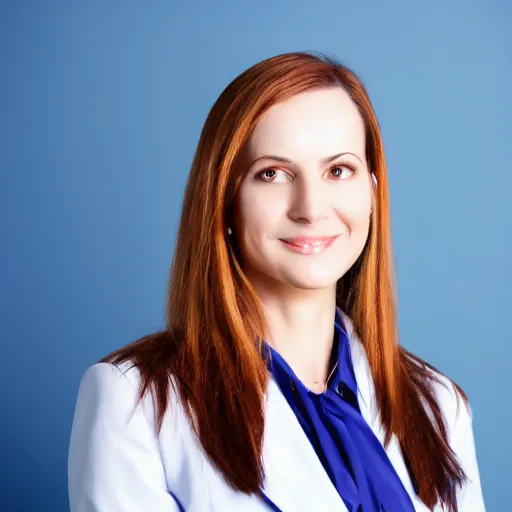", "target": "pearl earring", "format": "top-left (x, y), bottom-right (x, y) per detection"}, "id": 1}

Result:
top-left (227, 227), bottom-right (233, 235)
